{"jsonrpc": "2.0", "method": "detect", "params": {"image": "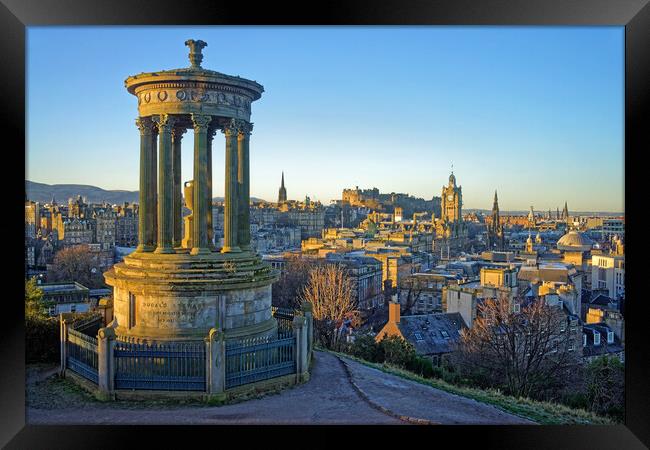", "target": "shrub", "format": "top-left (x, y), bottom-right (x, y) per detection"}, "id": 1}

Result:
top-left (347, 333), bottom-right (384, 363)
top-left (26, 315), bottom-right (60, 364)
top-left (378, 335), bottom-right (417, 369)
top-left (406, 355), bottom-right (434, 378)
top-left (585, 355), bottom-right (625, 421)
